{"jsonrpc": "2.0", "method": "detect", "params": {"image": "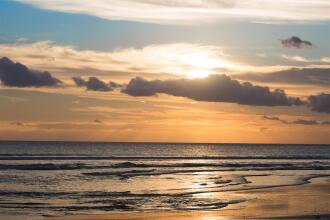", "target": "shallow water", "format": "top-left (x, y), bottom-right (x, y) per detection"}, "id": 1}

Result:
top-left (0, 141), bottom-right (329, 217)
